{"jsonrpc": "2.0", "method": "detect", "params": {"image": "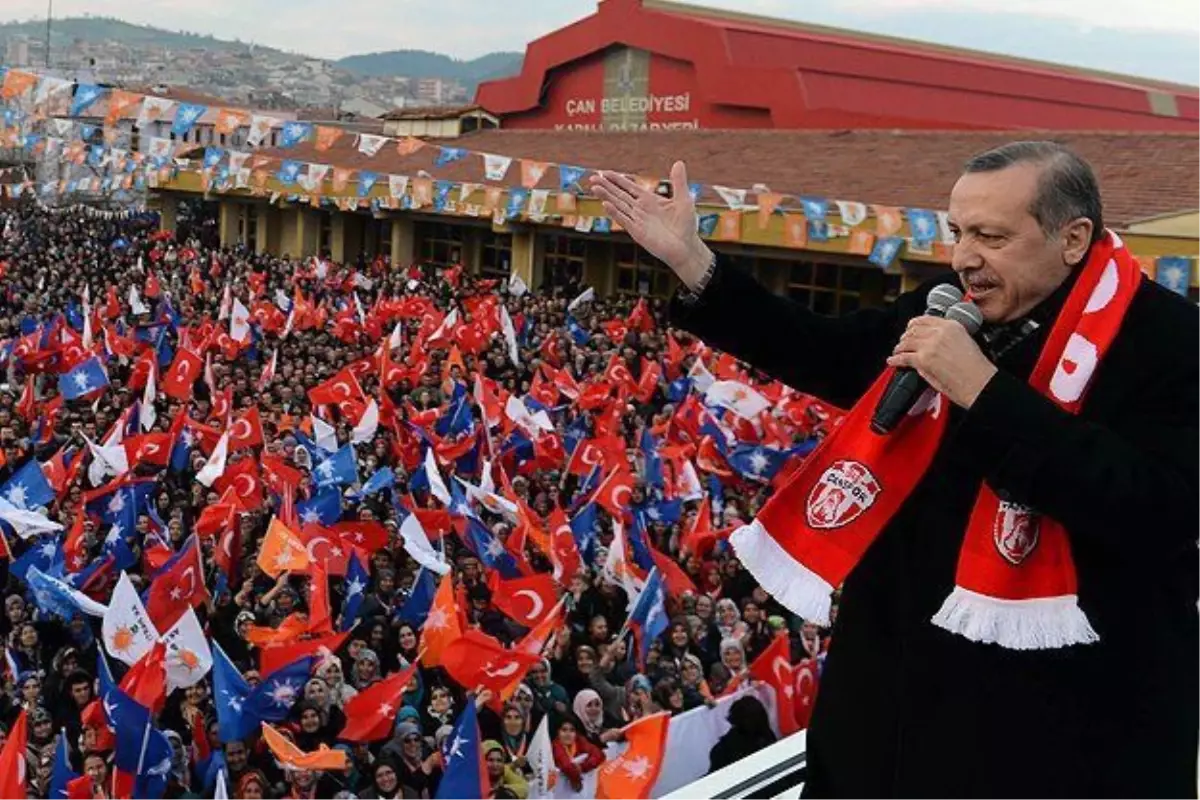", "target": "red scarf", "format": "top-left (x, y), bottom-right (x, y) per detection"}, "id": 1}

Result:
top-left (732, 231), bottom-right (1140, 649)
